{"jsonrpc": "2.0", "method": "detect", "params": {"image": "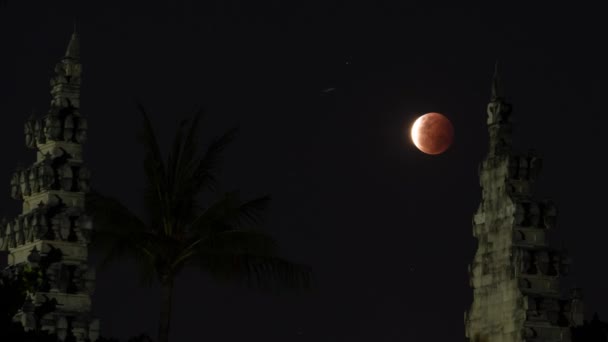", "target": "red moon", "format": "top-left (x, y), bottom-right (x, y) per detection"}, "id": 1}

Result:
top-left (410, 112), bottom-right (454, 155)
